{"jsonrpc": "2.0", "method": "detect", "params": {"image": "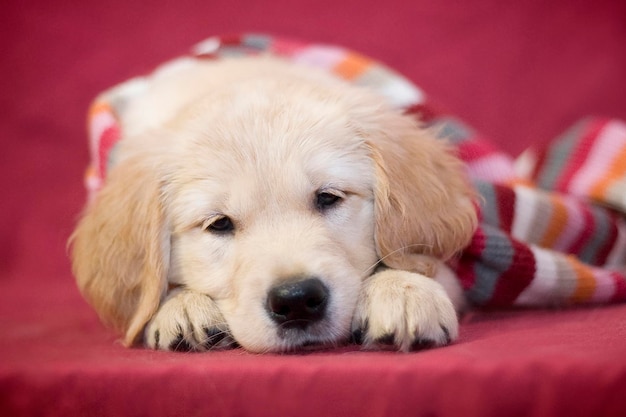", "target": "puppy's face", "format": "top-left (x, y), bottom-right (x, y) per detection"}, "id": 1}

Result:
top-left (71, 58), bottom-right (477, 353)
top-left (165, 85), bottom-right (379, 351)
